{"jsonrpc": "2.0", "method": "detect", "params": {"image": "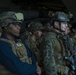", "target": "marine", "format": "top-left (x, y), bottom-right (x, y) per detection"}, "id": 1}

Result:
top-left (0, 11), bottom-right (41, 75)
top-left (25, 22), bottom-right (44, 67)
top-left (41, 11), bottom-right (70, 75)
